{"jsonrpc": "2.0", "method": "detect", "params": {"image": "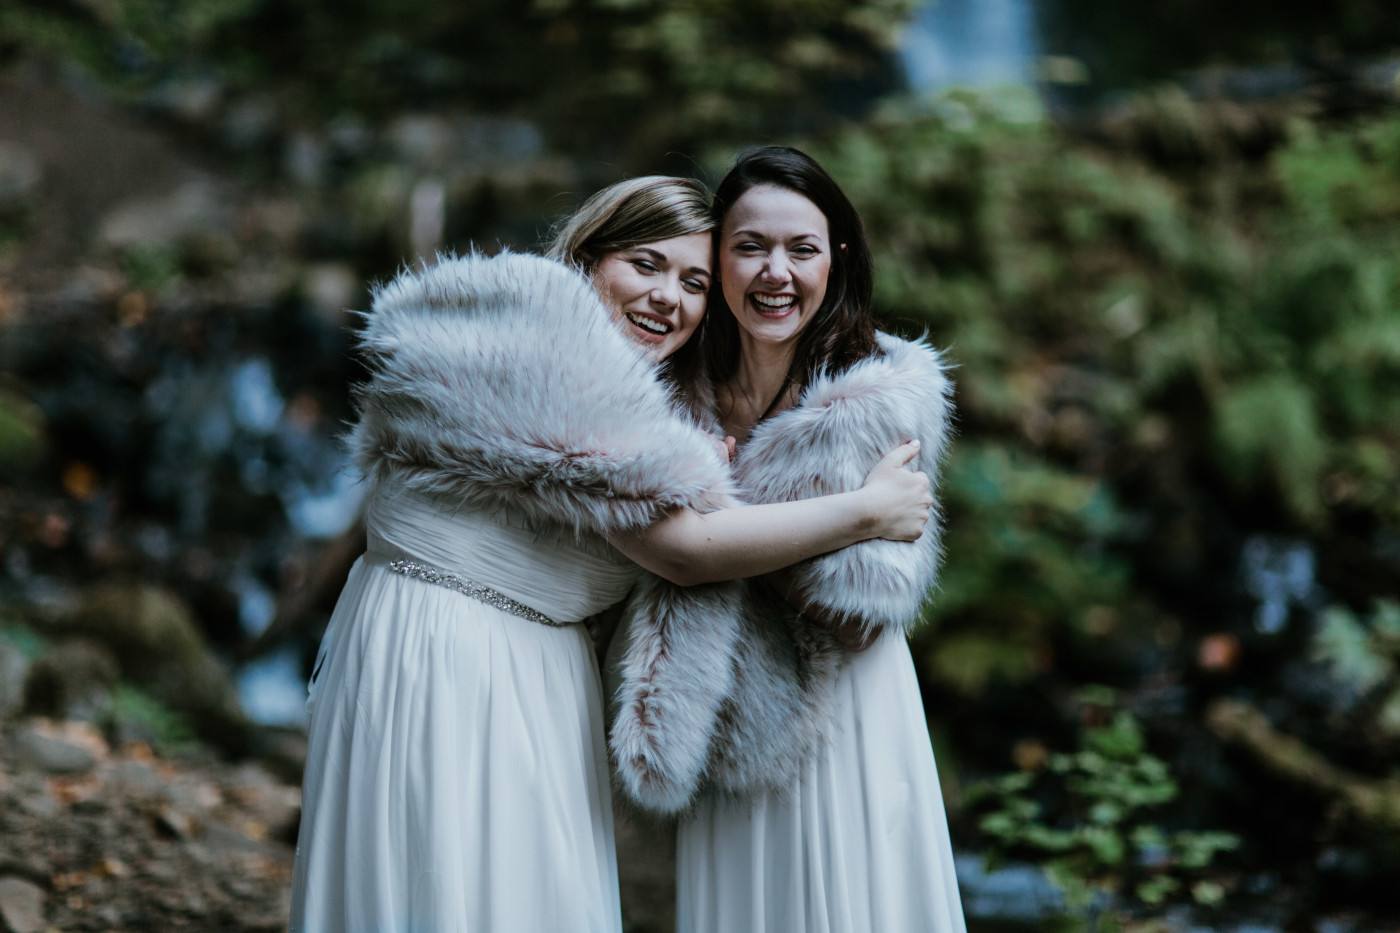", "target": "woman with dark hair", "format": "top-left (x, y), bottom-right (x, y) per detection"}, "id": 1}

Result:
top-left (675, 147), bottom-right (967, 933)
top-left (289, 173), bottom-right (936, 933)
